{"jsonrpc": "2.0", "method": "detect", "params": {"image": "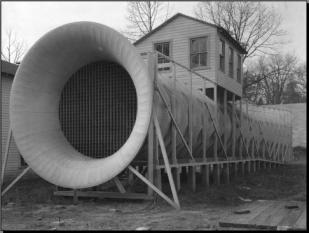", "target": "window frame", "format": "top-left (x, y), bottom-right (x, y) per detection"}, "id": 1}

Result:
top-left (219, 39), bottom-right (225, 72)
top-left (153, 40), bottom-right (172, 64)
top-left (237, 54), bottom-right (241, 83)
top-left (189, 36), bottom-right (209, 70)
top-left (228, 46), bottom-right (234, 78)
